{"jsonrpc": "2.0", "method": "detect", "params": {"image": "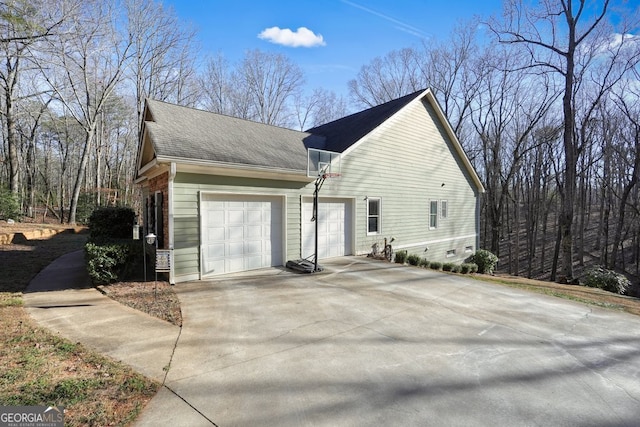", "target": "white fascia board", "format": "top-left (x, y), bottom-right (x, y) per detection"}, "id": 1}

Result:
top-left (158, 156), bottom-right (314, 183)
